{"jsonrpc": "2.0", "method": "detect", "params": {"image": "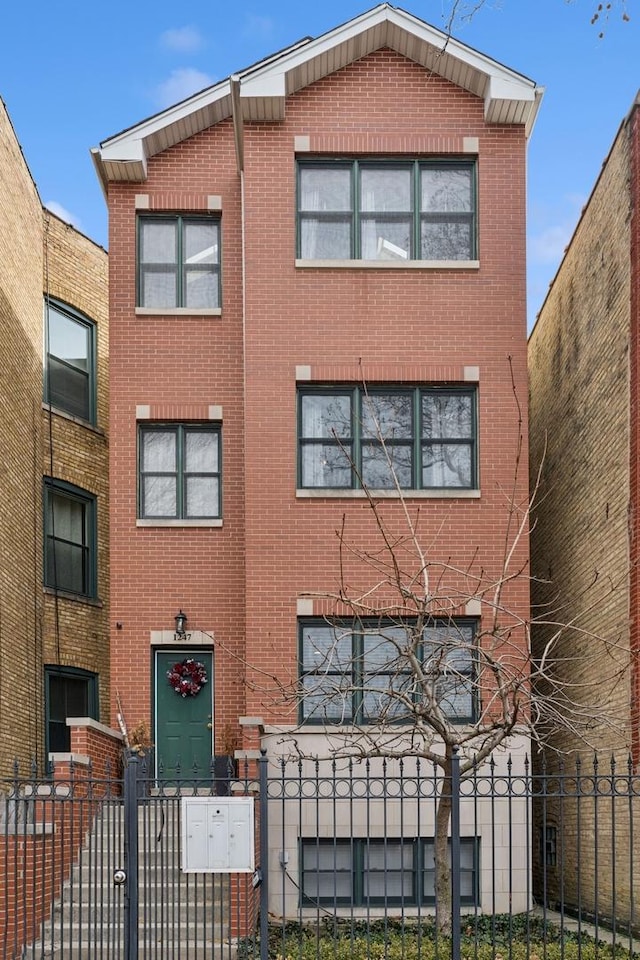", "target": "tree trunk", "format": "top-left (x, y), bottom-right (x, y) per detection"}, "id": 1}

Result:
top-left (434, 753), bottom-right (453, 938)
